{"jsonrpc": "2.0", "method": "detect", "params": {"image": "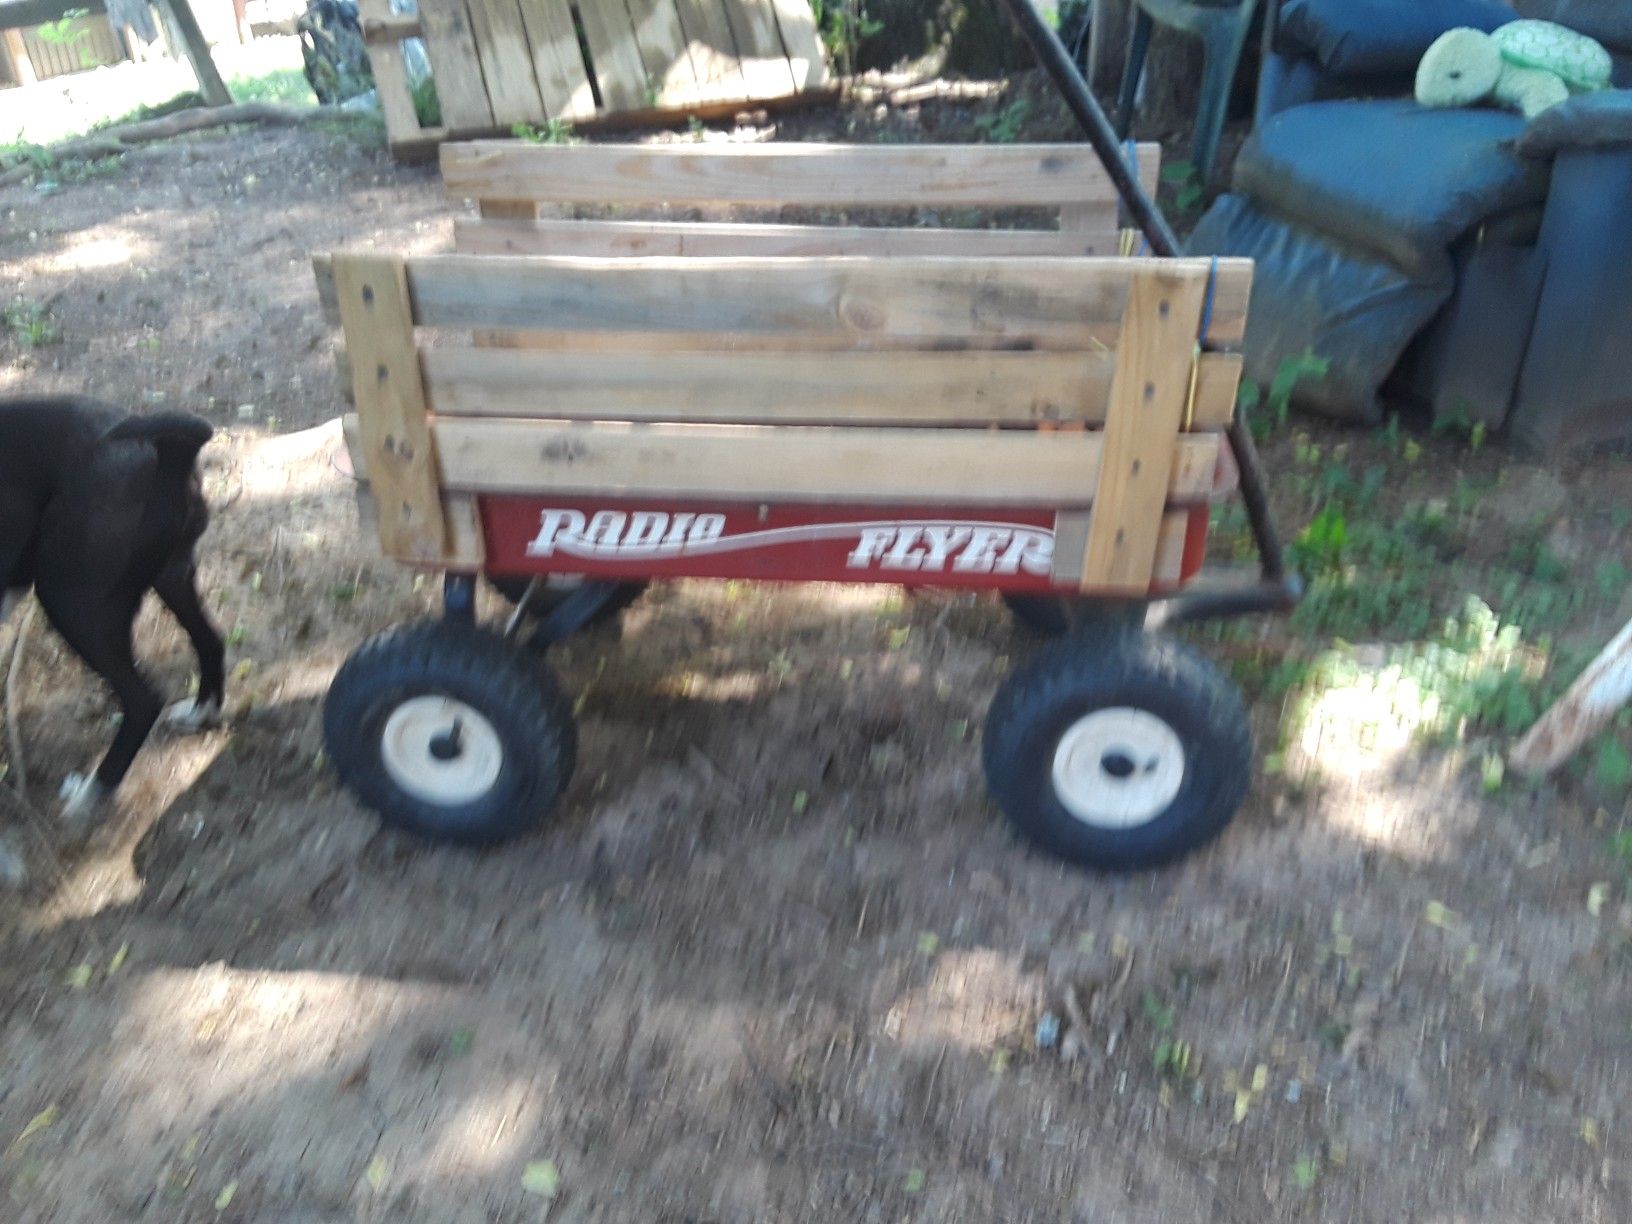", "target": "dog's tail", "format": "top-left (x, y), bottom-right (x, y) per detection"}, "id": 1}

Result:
top-left (107, 413), bottom-right (214, 472)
